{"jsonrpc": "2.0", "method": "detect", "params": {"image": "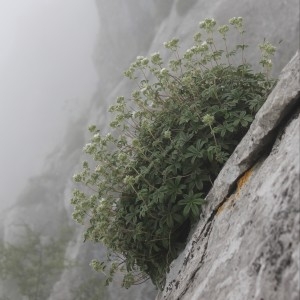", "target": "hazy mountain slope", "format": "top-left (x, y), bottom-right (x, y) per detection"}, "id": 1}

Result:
top-left (0, 1), bottom-right (298, 299)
